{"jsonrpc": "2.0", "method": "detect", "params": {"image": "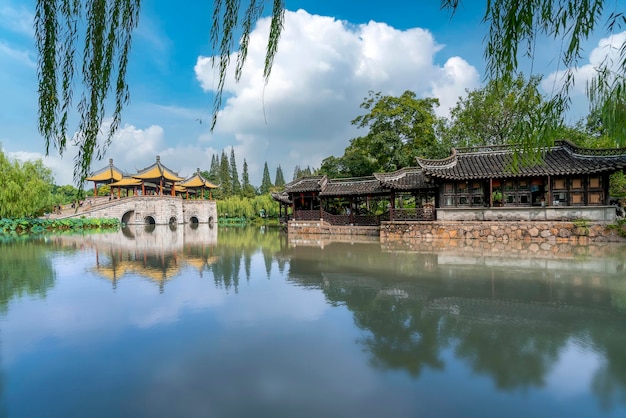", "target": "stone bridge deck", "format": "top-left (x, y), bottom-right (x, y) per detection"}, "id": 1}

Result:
top-left (55, 196), bottom-right (217, 225)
